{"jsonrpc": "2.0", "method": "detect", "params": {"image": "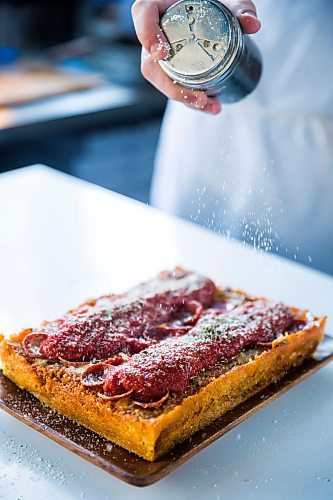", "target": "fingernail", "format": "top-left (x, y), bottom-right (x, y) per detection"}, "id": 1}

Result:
top-left (237, 8), bottom-right (257, 18)
top-left (150, 42), bottom-right (169, 61)
top-left (204, 100), bottom-right (221, 115)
